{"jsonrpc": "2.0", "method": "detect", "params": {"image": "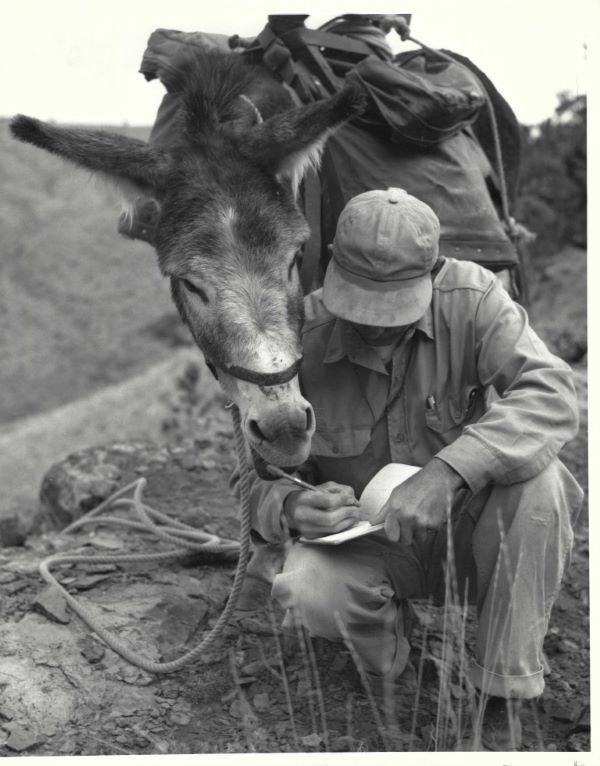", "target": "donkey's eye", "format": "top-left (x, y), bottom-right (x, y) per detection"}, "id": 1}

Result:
top-left (181, 278), bottom-right (209, 304)
top-left (288, 251), bottom-right (304, 280)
